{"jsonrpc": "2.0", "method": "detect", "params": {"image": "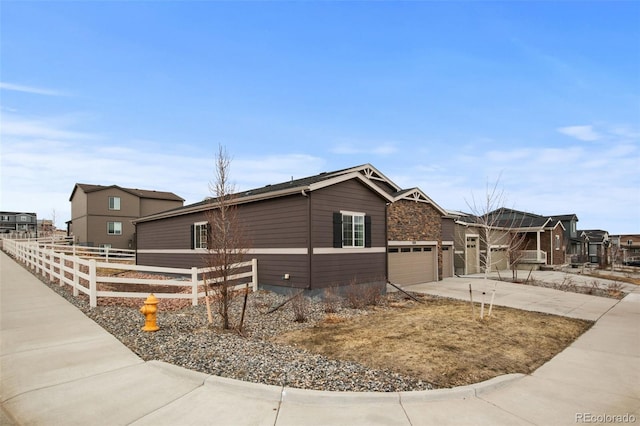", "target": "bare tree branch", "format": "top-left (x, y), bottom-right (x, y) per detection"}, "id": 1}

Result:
top-left (202, 145), bottom-right (250, 330)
